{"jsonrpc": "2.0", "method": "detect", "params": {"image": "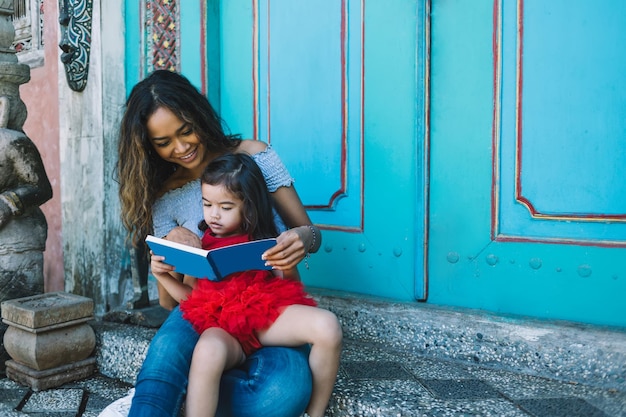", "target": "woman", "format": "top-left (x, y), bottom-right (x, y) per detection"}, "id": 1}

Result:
top-left (117, 70), bottom-right (321, 417)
